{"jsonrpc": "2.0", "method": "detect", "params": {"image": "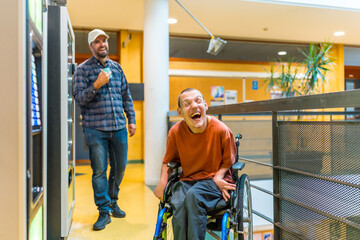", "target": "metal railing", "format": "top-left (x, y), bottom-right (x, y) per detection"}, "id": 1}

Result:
top-left (167, 89), bottom-right (360, 239)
